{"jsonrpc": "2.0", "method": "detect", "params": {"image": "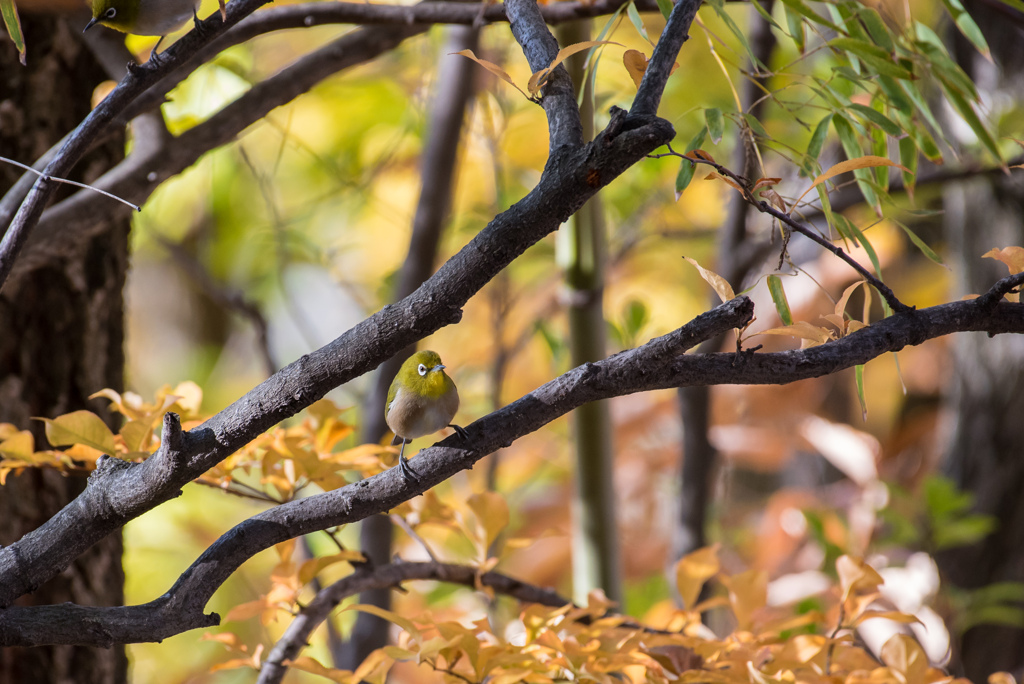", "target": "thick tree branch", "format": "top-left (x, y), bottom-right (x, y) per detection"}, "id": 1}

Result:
top-left (0, 104), bottom-right (675, 609)
top-left (258, 561), bottom-right (572, 684)
top-left (505, 0), bottom-right (583, 150)
top-left (3, 290), bottom-right (1024, 646)
top-left (0, 0), bottom-right (279, 292)
top-left (630, 0), bottom-right (703, 118)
